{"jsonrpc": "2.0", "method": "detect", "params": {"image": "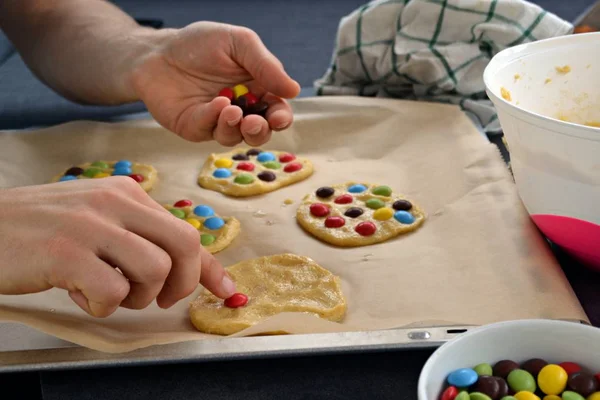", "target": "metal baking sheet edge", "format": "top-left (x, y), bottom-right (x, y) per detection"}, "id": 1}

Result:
top-left (0, 320), bottom-right (588, 372)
